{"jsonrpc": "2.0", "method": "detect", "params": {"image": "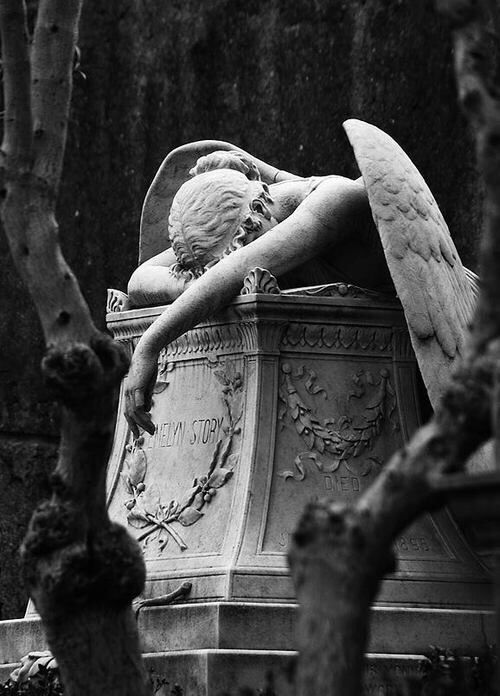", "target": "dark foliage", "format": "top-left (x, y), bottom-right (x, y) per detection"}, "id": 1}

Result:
top-left (0, 666), bottom-right (63, 696)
